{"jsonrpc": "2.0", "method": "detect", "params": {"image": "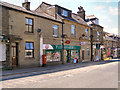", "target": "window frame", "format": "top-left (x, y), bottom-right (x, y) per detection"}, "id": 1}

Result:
top-left (25, 17), bottom-right (34, 33)
top-left (25, 42), bottom-right (34, 58)
top-left (61, 9), bottom-right (68, 17)
top-left (71, 25), bottom-right (75, 37)
top-left (97, 31), bottom-right (100, 40)
top-left (52, 24), bottom-right (59, 37)
top-left (85, 28), bottom-right (88, 38)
